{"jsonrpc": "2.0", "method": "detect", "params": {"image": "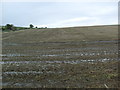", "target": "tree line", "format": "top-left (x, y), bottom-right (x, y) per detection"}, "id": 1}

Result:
top-left (2, 24), bottom-right (47, 31)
